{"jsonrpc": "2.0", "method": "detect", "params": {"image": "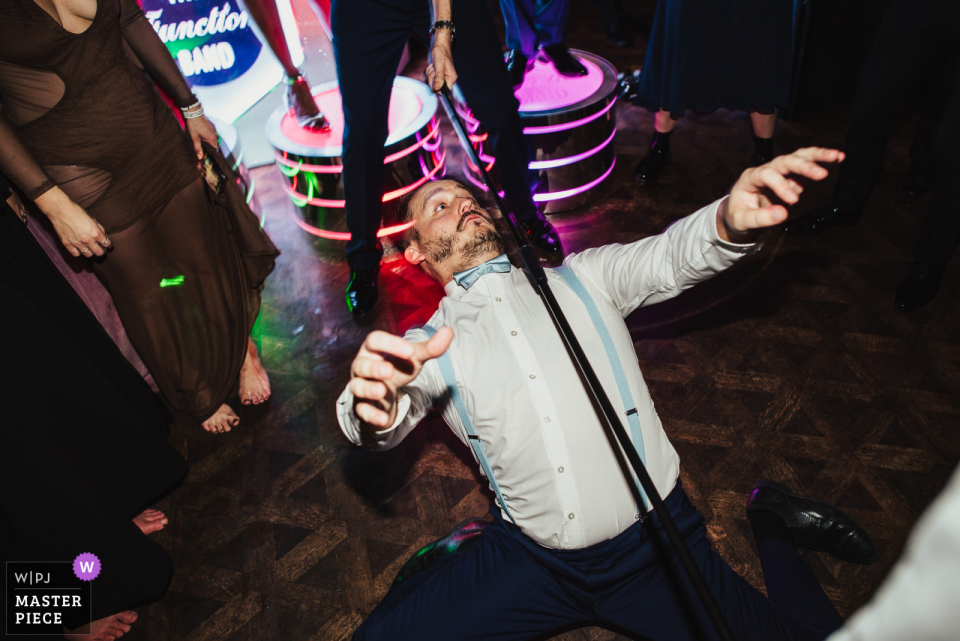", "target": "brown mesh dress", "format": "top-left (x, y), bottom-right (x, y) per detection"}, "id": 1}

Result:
top-left (0, 0), bottom-right (279, 424)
